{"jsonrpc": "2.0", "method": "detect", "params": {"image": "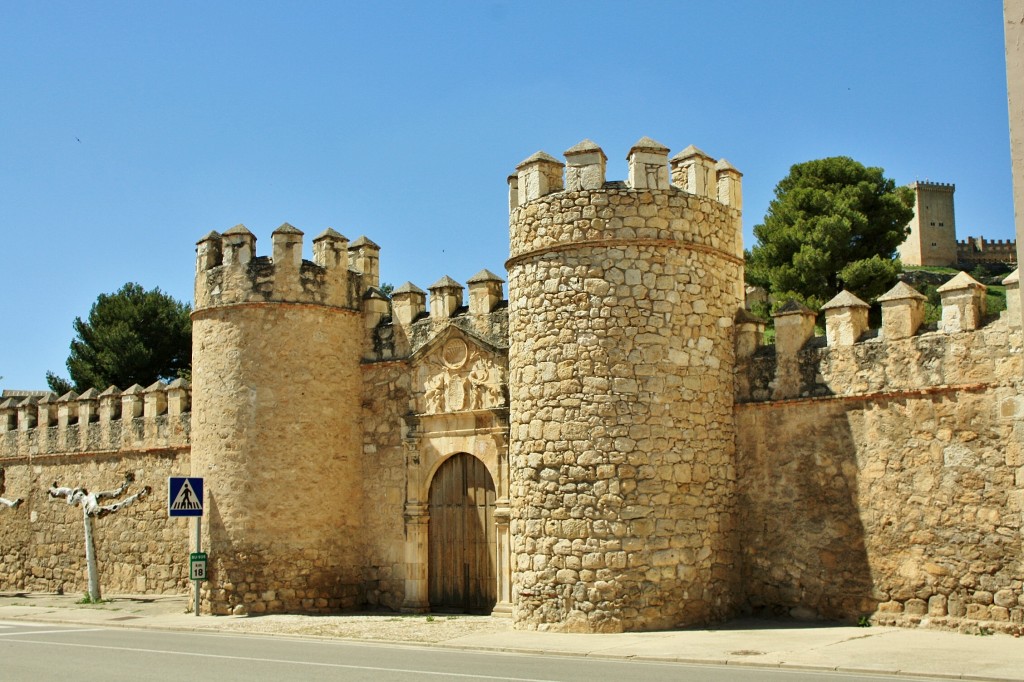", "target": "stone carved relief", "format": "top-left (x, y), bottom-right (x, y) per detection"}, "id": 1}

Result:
top-left (417, 338), bottom-right (506, 414)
